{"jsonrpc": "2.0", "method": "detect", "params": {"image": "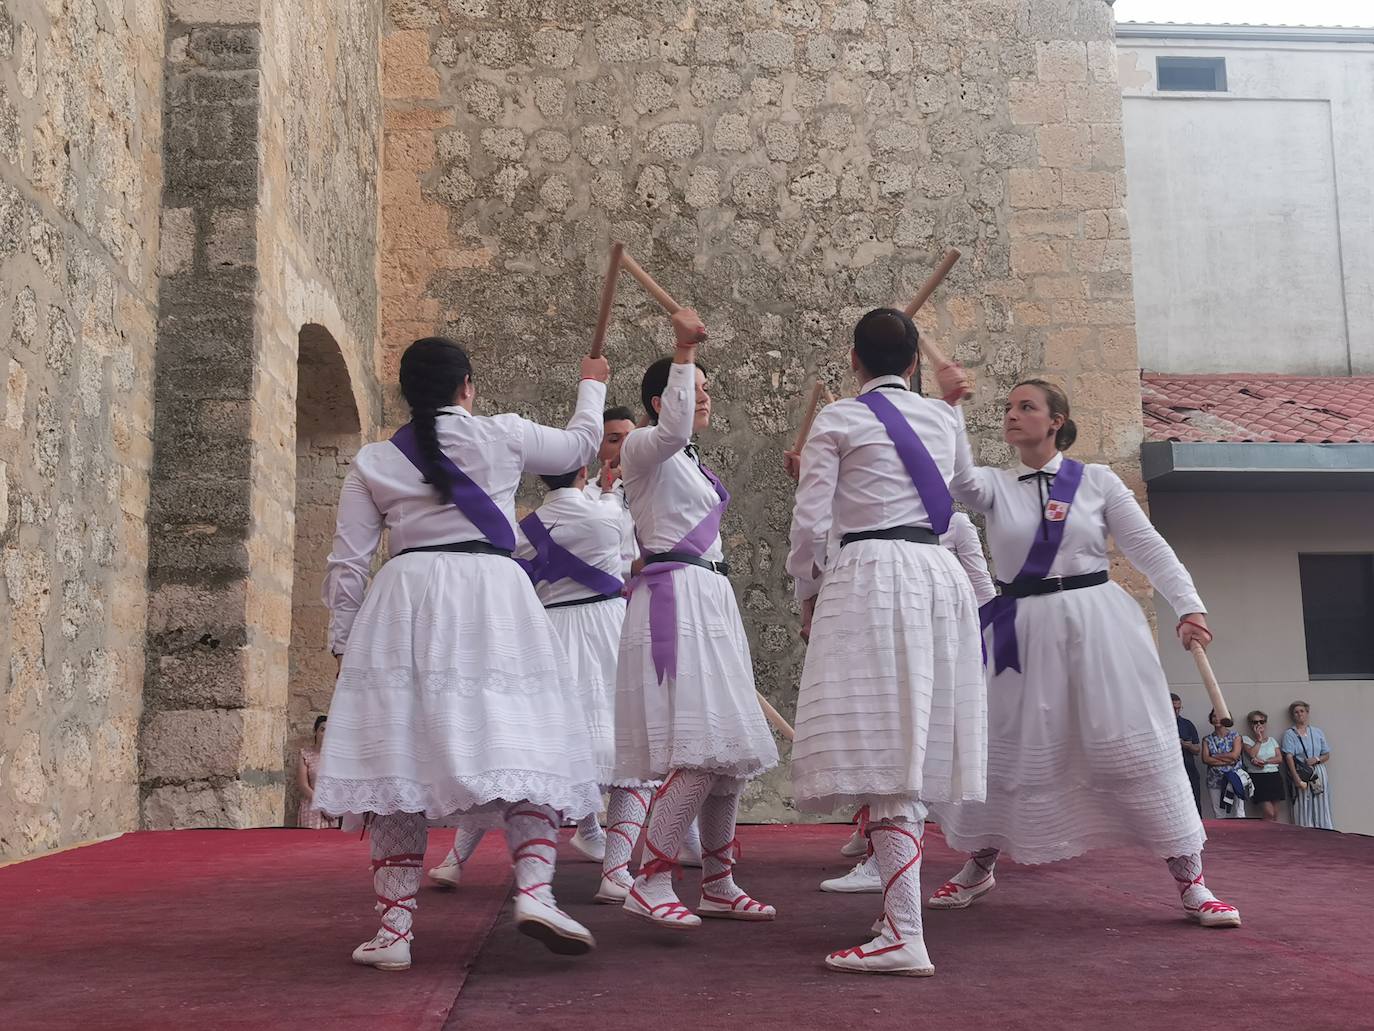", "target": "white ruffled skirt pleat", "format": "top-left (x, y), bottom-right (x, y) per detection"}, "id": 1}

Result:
top-left (314, 552), bottom-right (601, 821)
top-left (932, 580), bottom-right (1207, 863)
top-left (613, 565), bottom-right (779, 783)
top-left (546, 596), bottom-right (626, 787)
top-left (791, 540), bottom-right (987, 815)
